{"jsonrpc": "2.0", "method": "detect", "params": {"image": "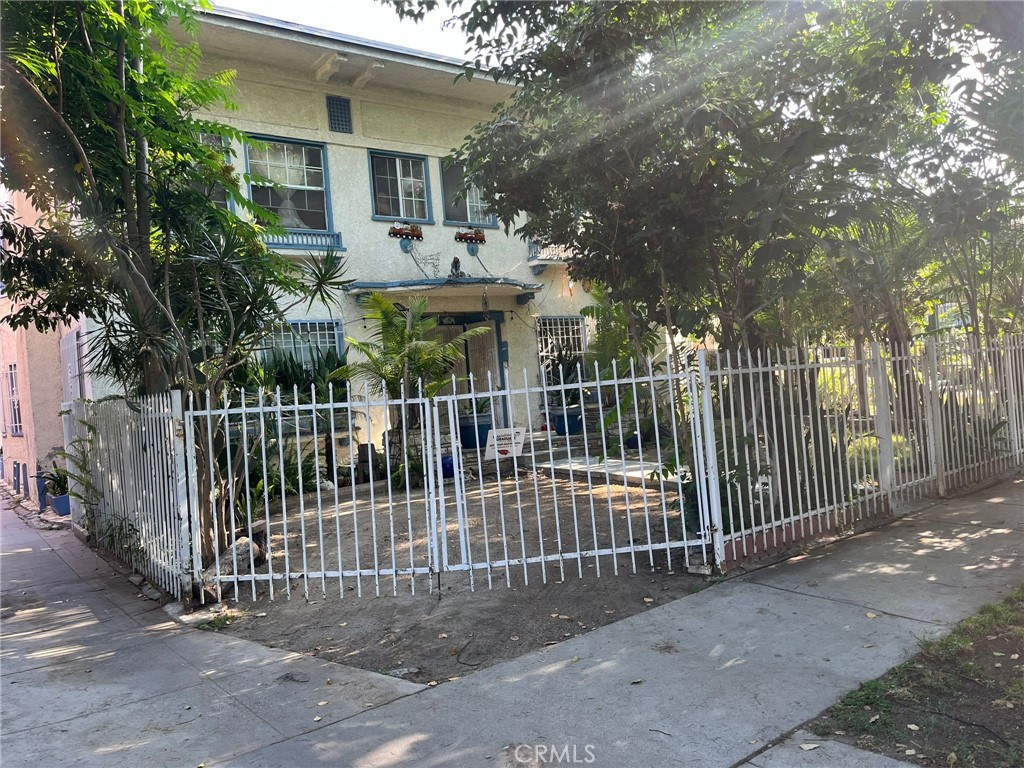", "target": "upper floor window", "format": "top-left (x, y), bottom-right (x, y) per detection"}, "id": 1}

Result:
top-left (6, 363), bottom-right (23, 436)
top-left (369, 151), bottom-right (431, 222)
top-left (248, 139), bottom-right (328, 231)
top-left (441, 162), bottom-right (495, 227)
